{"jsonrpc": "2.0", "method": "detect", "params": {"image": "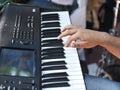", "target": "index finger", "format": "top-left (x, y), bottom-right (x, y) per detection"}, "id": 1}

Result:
top-left (64, 33), bottom-right (79, 47)
top-left (61, 25), bottom-right (75, 32)
top-left (58, 29), bottom-right (76, 39)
